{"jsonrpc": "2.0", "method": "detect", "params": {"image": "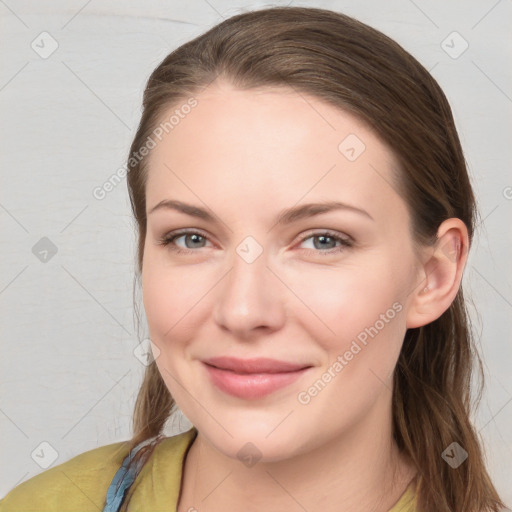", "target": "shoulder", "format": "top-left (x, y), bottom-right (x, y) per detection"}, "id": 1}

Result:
top-left (0, 439), bottom-right (131, 512)
top-left (0, 429), bottom-right (197, 512)
top-left (123, 428), bottom-right (198, 509)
